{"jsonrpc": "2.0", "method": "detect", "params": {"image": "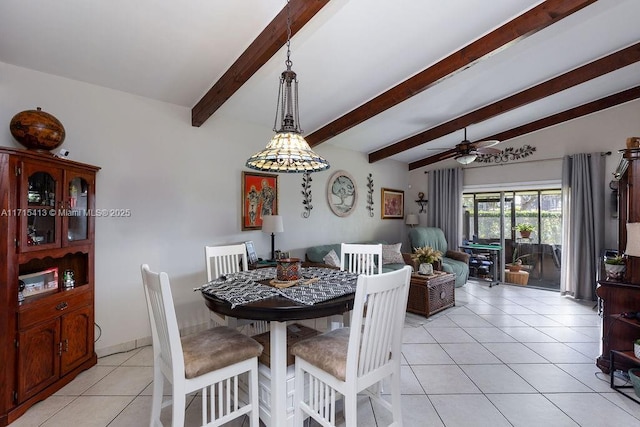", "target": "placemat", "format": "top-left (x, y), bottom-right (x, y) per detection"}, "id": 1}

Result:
top-left (200, 267), bottom-right (358, 307)
top-left (200, 271), bottom-right (279, 308)
top-left (277, 267), bottom-right (359, 305)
